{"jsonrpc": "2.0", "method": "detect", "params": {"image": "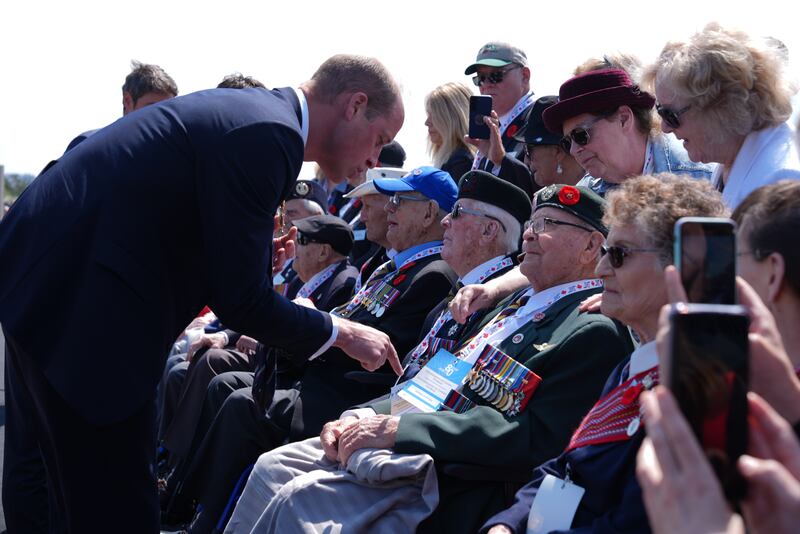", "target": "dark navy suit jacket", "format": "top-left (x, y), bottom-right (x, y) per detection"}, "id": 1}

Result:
top-left (0, 86), bottom-right (333, 424)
